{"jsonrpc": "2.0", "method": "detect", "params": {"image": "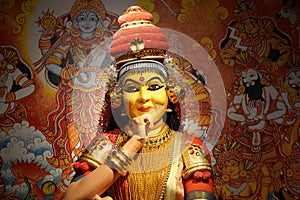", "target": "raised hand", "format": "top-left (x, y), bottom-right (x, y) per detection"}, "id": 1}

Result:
top-left (131, 113), bottom-right (154, 139)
